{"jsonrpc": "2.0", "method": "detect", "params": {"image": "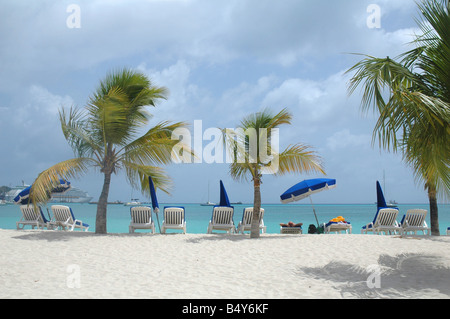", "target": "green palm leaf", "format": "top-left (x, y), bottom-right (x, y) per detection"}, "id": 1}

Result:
top-left (31, 68), bottom-right (181, 234)
top-left (347, 0), bottom-right (450, 234)
top-left (223, 108), bottom-right (324, 238)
